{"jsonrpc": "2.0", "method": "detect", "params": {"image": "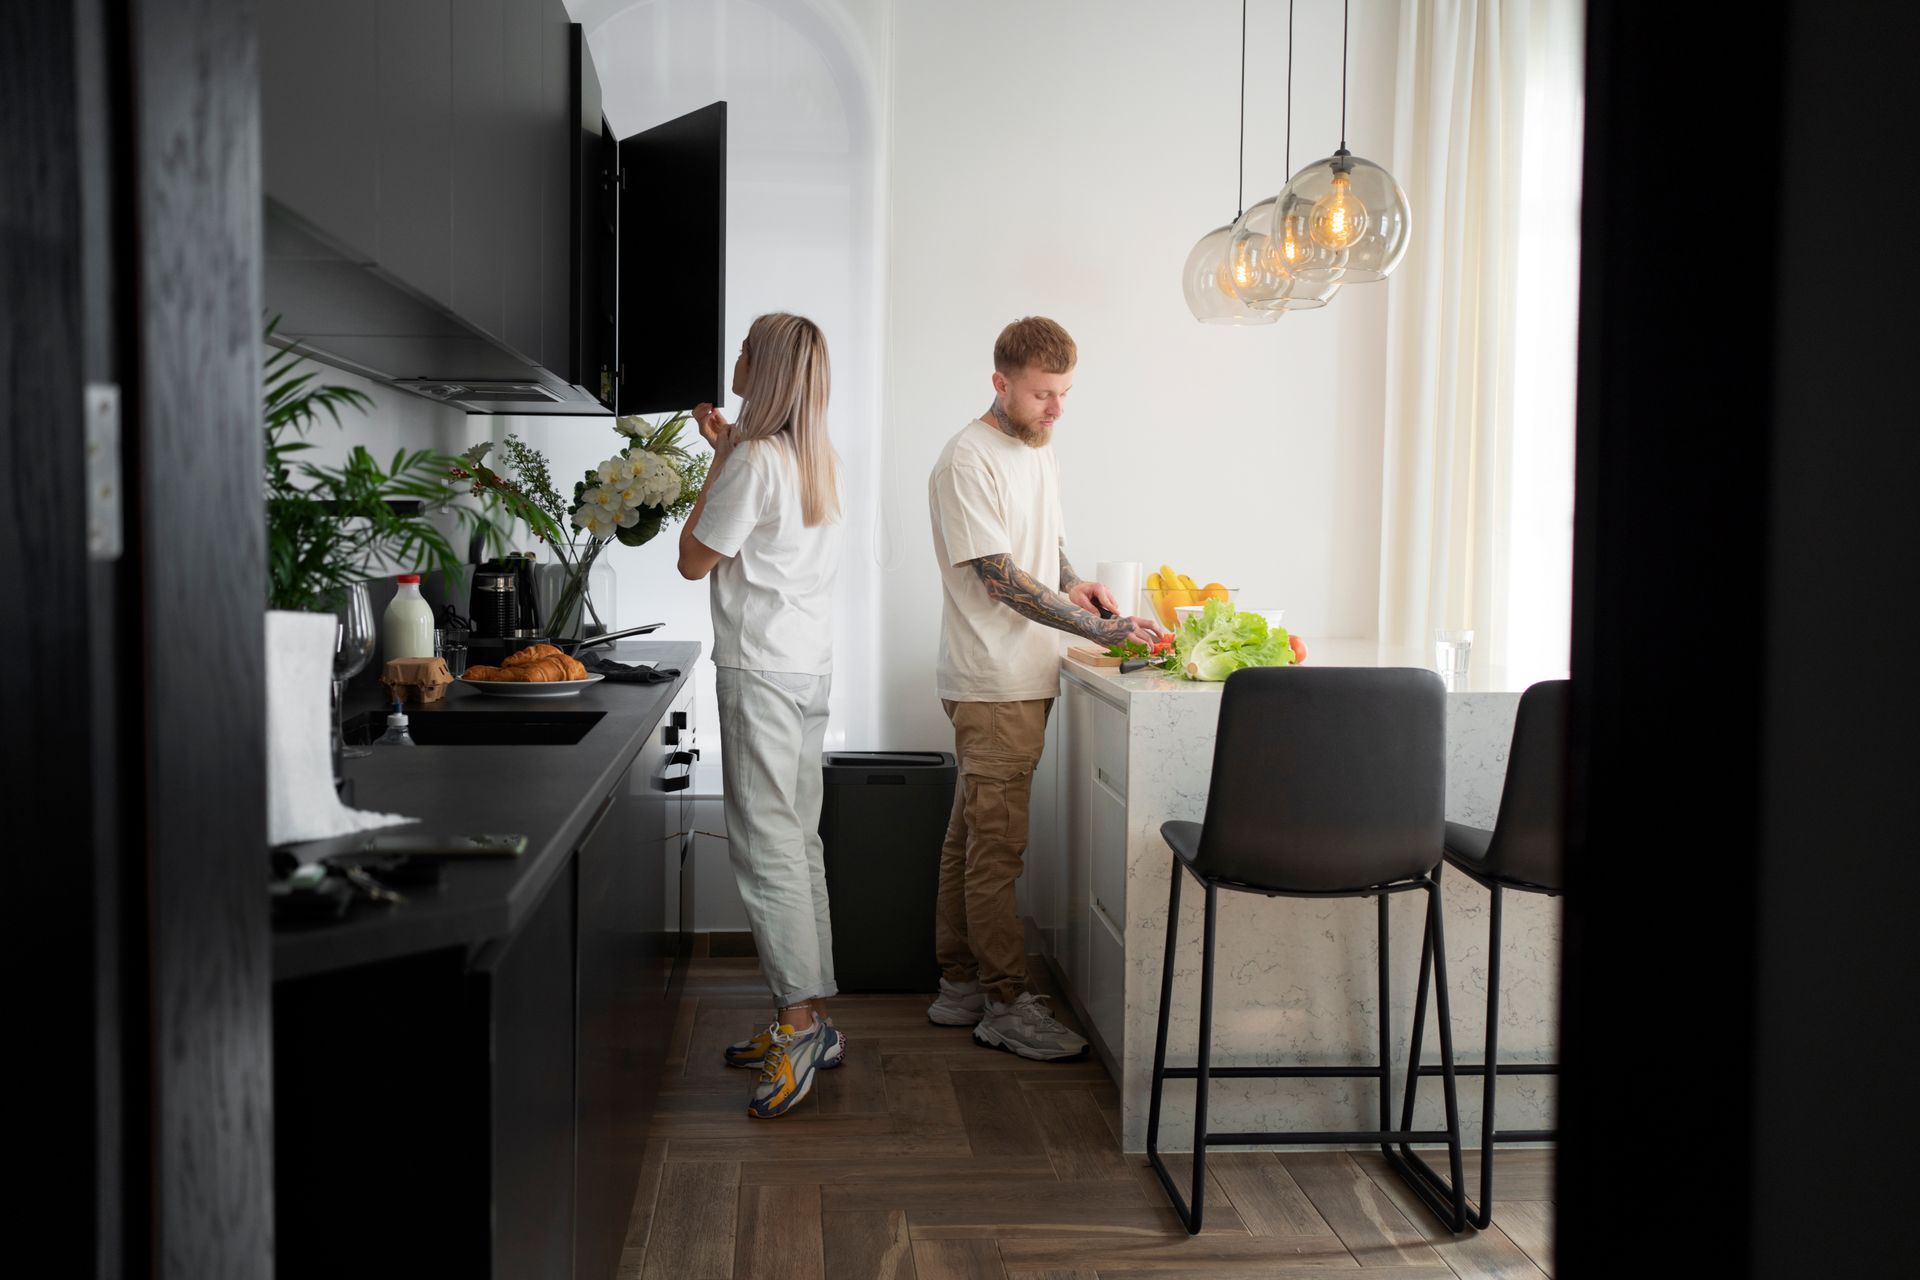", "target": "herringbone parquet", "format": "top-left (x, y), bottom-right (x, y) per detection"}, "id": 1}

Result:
top-left (622, 956), bottom-right (1554, 1280)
